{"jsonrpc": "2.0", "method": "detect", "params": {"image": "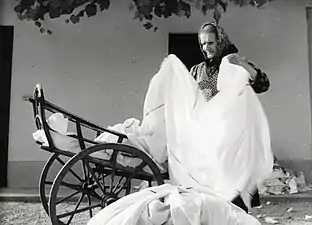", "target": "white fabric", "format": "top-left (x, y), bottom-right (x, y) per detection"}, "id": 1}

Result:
top-left (33, 113), bottom-right (70, 145)
top-left (94, 117), bottom-right (167, 165)
top-left (88, 184), bottom-right (260, 225)
top-left (94, 117), bottom-right (167, 173)
top-left (88, 54), bottom-right (273, 224)
top-left (140, 54), bottom-right (273, 202)
top-left (32, 113), bottom-right (82, 153)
